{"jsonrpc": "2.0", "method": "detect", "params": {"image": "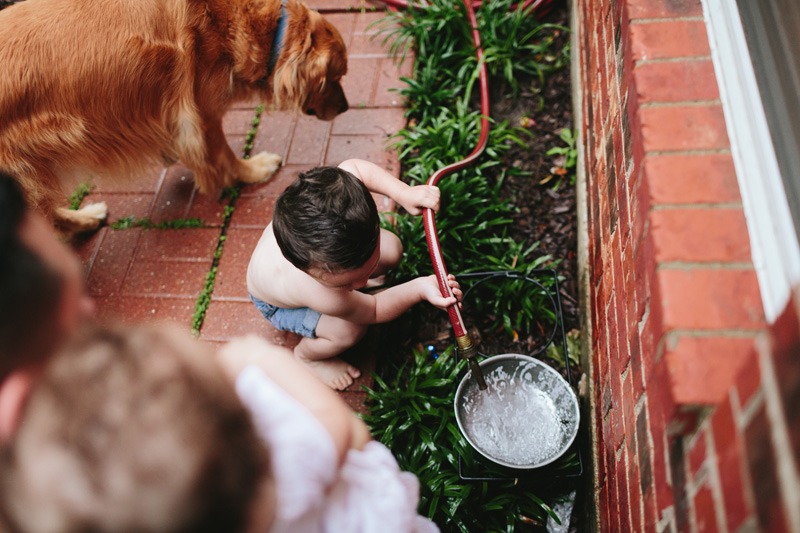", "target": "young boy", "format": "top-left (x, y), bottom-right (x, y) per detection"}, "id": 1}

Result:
top-left (247, 159), bottom-right (461, 389)
top-left (0, 323), bottom-right (439, 533)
